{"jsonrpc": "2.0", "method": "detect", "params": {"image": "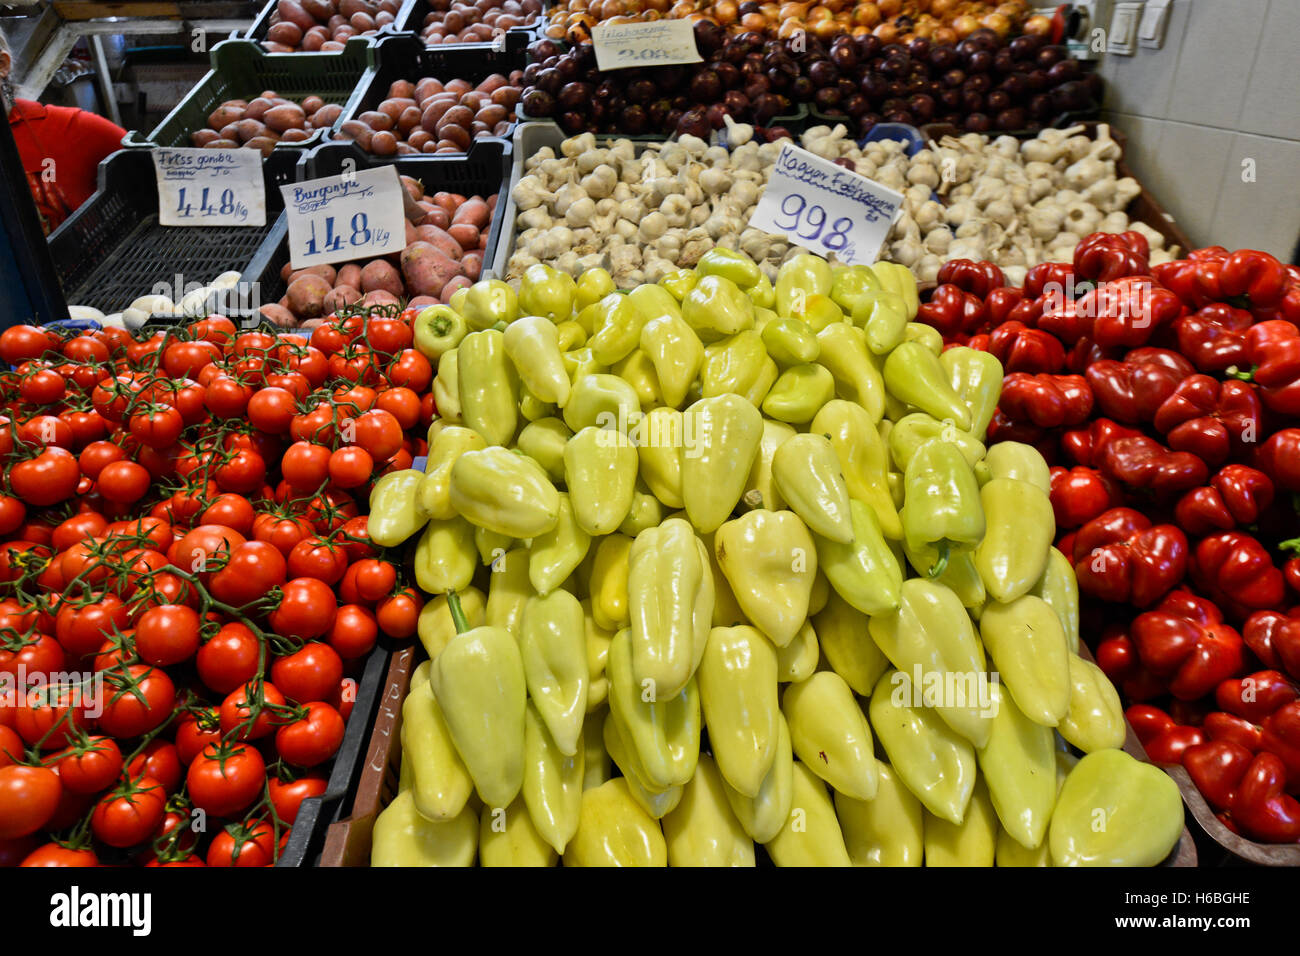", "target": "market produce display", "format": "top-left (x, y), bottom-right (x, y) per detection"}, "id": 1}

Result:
top-left (258, 0), bottom-right (401, 52)
top-left (540, 0), bottom-right (1043, 45)
top-left (906, 242), bottom-right (1300, 844)
top-left (335, 73), bottom-right (522, 156)
top-left (360, 248), bottom-right (1189, 866)
top-left (0, 315), bottom-right (434, 865)
top-left (522, 27), bottom-right (1097, 139)
top-left (262, 180), bottom-right (495, 327)
top-left (413, 0), bottom-right (543, 44)
top-left (196, 91), bottom-right (345, 153)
